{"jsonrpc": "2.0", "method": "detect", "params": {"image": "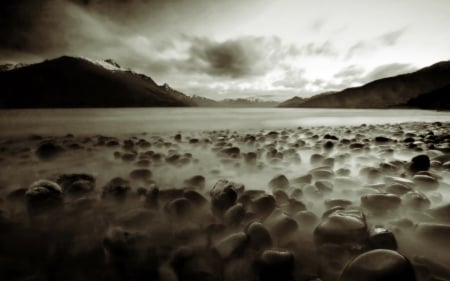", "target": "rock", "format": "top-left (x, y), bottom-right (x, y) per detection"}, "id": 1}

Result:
top-left (255, 249), bottom-right (295, 281)
top-left (246, 222), bottom-right (272, 251)
top-left (361, 193), bottom-right (401, 213)
top-left (183, 175), bottom-right (206, 189)
top-left (325, 199), bottom-right (353, 209)
top-left (166, 198), bottom-right (193, 219)
top-left (220, 146), bottom-right (240, 158)
top-left (409, 154), bottom-right (430, 172)
top-left (25, 179), bottom-right (63, 215)
top-left (413, 175), bottom-right (439, 192)
top-left (385, 183), bottom-right (412, 196)
top-left (129, 169), bottom-right (152, 181)
top-left (310, 167), bottom-right (334, 180)
top-left (268, 174), bottom-right (290, 189)
top-left (374, 136), bottom-right (393, 144)
top-left (35, 141), bottom-right (64, 160)
top-left (102, 177), bottom-right (131, 202)
top-left (315, 181), bottom-right (334, 194)
top-left (368, 226), bottom-right (397, 250)
top-left (211, 180), bottom-right (238, 218)
top-left (294, 210), bottom-right (318, 227)
top-left (402, 192), bottom-right (431, 211)
top-left (215, 232), bottom-right (248, 259)
top-left (314, 207), bottom-right (368, 246)
top-left (414, 223), bottom-right (450, 249)
top-left (426, 203), bottom-right (450, 222)
top-left (250, 194), bottom-right (276, 219)
top-left (183, 190), bottom-right (208, 207)
top-left (57, 173), bottom-right (95, 197)
top-left (338, 249), bottom-right (416, 281)
top-left (293, 174), bottom-right (312, 184)
top-left (224, 203), bottom-right (246, 226)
